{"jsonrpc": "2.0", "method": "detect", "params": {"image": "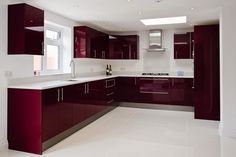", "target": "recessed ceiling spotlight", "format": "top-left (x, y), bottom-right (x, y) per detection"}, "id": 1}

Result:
top-left (141, 16), bottom-right (187, 26)
top-left (155, 0), bottom-right (161, 3)
top-left (190, 7), bottom-right (195, 10)
top-left (127, 0), bottom-right (132, 2)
